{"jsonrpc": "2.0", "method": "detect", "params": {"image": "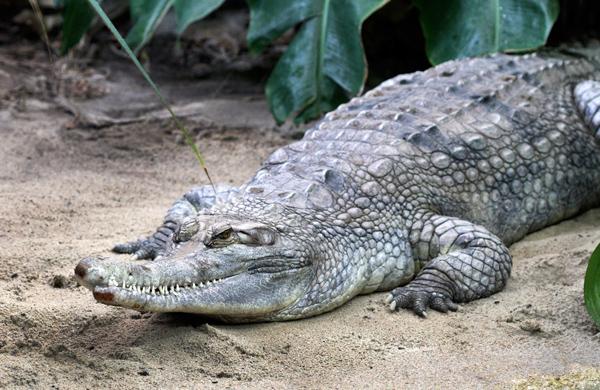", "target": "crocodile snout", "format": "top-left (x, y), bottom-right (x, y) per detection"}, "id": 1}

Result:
top-left (74, 257), bottom-right (108, 290)
top-left (74, 261), bottom-right (88, 279)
